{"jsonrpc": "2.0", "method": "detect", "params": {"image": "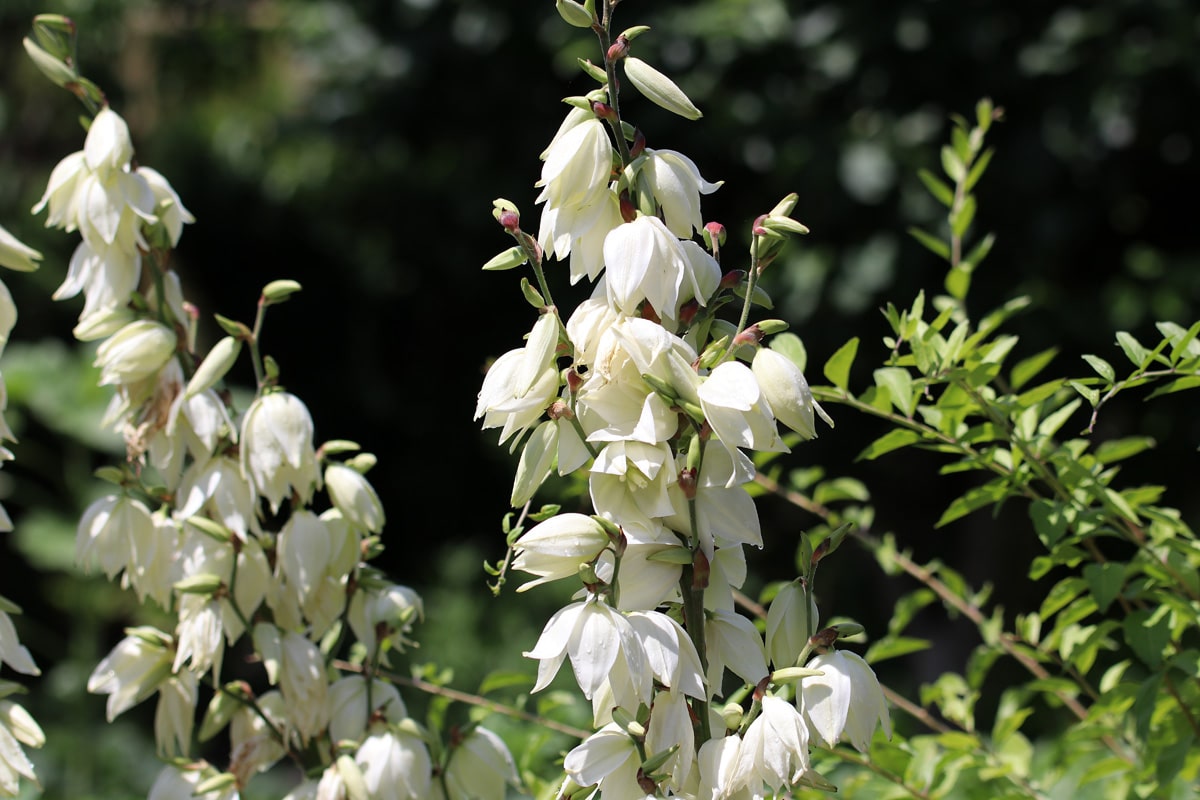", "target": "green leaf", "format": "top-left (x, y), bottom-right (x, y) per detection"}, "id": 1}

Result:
top-left (1037, 398), bottom-right (1082, 437)
top-left (1081, 354), bottom-right (1115, 383)
top-left (1068, 379), bottom-right (1099, 407)
top-left (908, 226), bottom-right (950, 261)
top-left (857, 429), bottom-right (923, 461)
top-left (822, 337), bottom-right (859, 390)
top-left (873, 367), bottom-right (916, 416)
top-left (964, 147), bottom-right (994, 192)
top-left (1145, 375), bottom-right (1200, 400)
top-left (1114, 331), bottom-right (1150, 368)
top-left (1010, 347), bottom-right (1058, 390)
top-left (1039, 576), bottom-right (1085, 619)
top-left (1083, 562), bottom-right (1124, 613)
top-left (812, 477), bottom-right (870, 504)
top-left (949, 195), bottom-right (977, 238)
top-left (1164, 318), bottom-right (1200, 363)
top-left (865, 636), bottom-right (931, 664)
top-left (1095, 436), bottom-right (1154, 464)
top-left (945, 267), bottom-right (970, 300)
top-left (936, 480), bottom-right (1006, 527)
top-left (768, 332), bottom-right (807, 373)
top-left (1124, 607), bottom-right (1171, 668)
top-left (917, 168), bottom-right (954, 207)
top-left (941, 144), bottom-right (965, 182)
top-left (963, 232), bottom-right (996, 268)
